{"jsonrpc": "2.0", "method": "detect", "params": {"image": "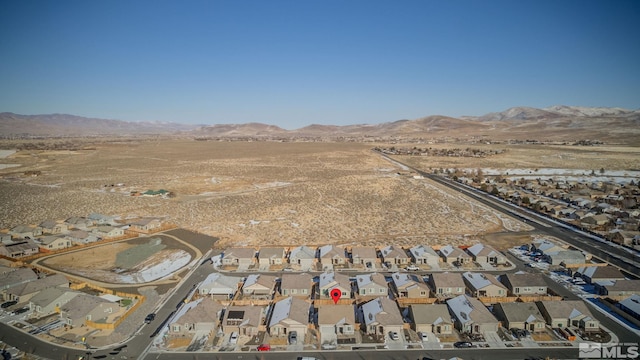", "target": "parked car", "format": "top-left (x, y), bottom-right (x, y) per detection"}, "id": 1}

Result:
top-left (405, 265), bottom-right (420, 271)
top-left (1, 300), bottom-right (17, 309)
top-left (257, 344), bottom-right (271, 351)
top-left (288, 331), bottom-right (298, 344)
top-left (389, 331), bottom-right (400, 340)
top-left (419, 332), bottom-right (428, 341)
top-left (229, 332), bottom-right (238, 344)
top-left (144, 313), bottom-right (156, 323)
top-left (13, 307), bottom-right (29, 315)
top-left (454, 341), bottom-right (473, 348)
